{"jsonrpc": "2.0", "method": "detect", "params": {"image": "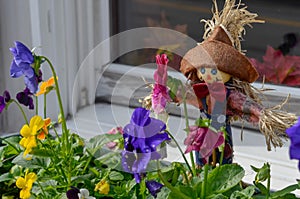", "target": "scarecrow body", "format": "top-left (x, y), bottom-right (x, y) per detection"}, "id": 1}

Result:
top-left (179, 0), bottom-right (297, 166)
